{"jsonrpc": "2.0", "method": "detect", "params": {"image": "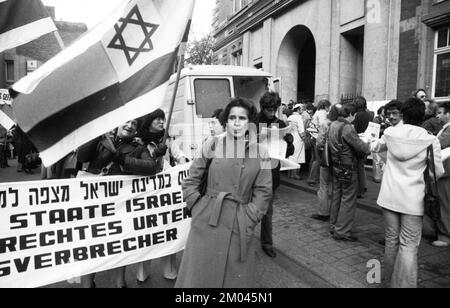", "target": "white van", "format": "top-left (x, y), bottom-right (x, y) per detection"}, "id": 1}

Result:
top-left (163, 65), bottom-right (272, 159)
